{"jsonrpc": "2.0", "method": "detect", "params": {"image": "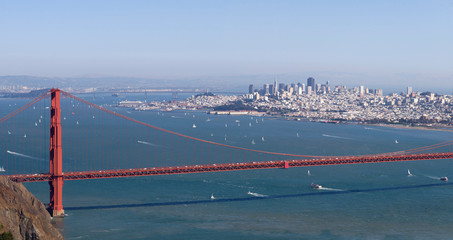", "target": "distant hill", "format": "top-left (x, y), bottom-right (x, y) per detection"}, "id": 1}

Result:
top-left (0, 88), bottom-right (51, 98)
